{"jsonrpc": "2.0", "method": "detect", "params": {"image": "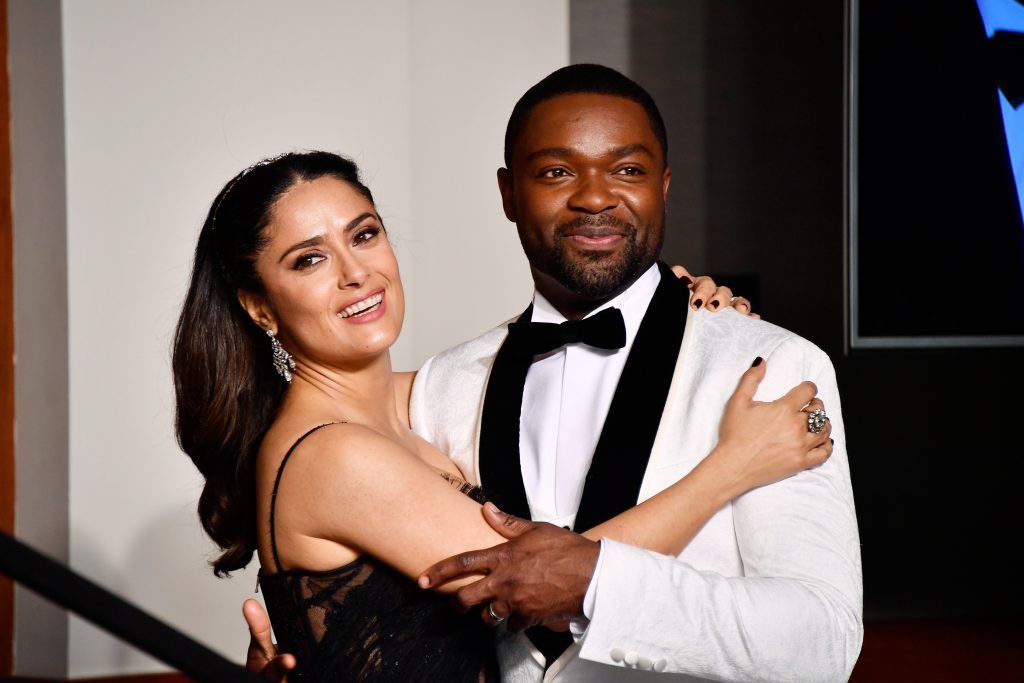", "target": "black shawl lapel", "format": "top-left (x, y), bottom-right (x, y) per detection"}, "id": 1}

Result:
top-left (477, 305), bottom-right (535, 519)
top-left (573, 262), bottom-right (689, 531)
